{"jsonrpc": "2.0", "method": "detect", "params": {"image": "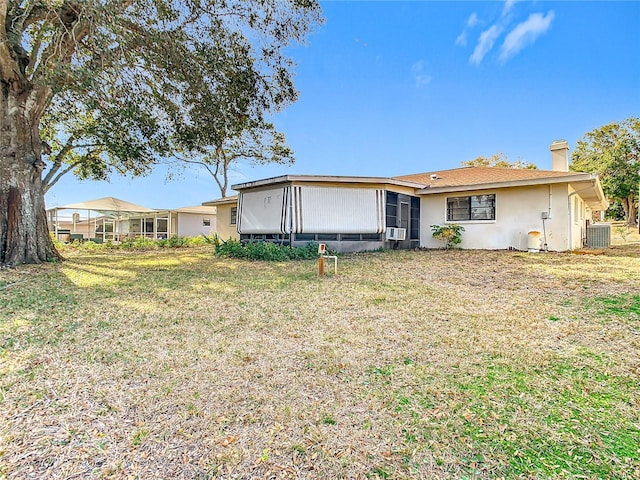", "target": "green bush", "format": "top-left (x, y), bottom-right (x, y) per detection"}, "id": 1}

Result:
top-left (430, 224), bottom-right (465, 249)
top-left (158, 236), bottom-right (188, 248)
top-left (215, 239), bottom-right (321, 261)
top-left (50, 232), bottom-right (66, 252)
top-left (54, 234), bottom-right (220, 252)
top-left (119, 237), bottom-right (159, 250)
